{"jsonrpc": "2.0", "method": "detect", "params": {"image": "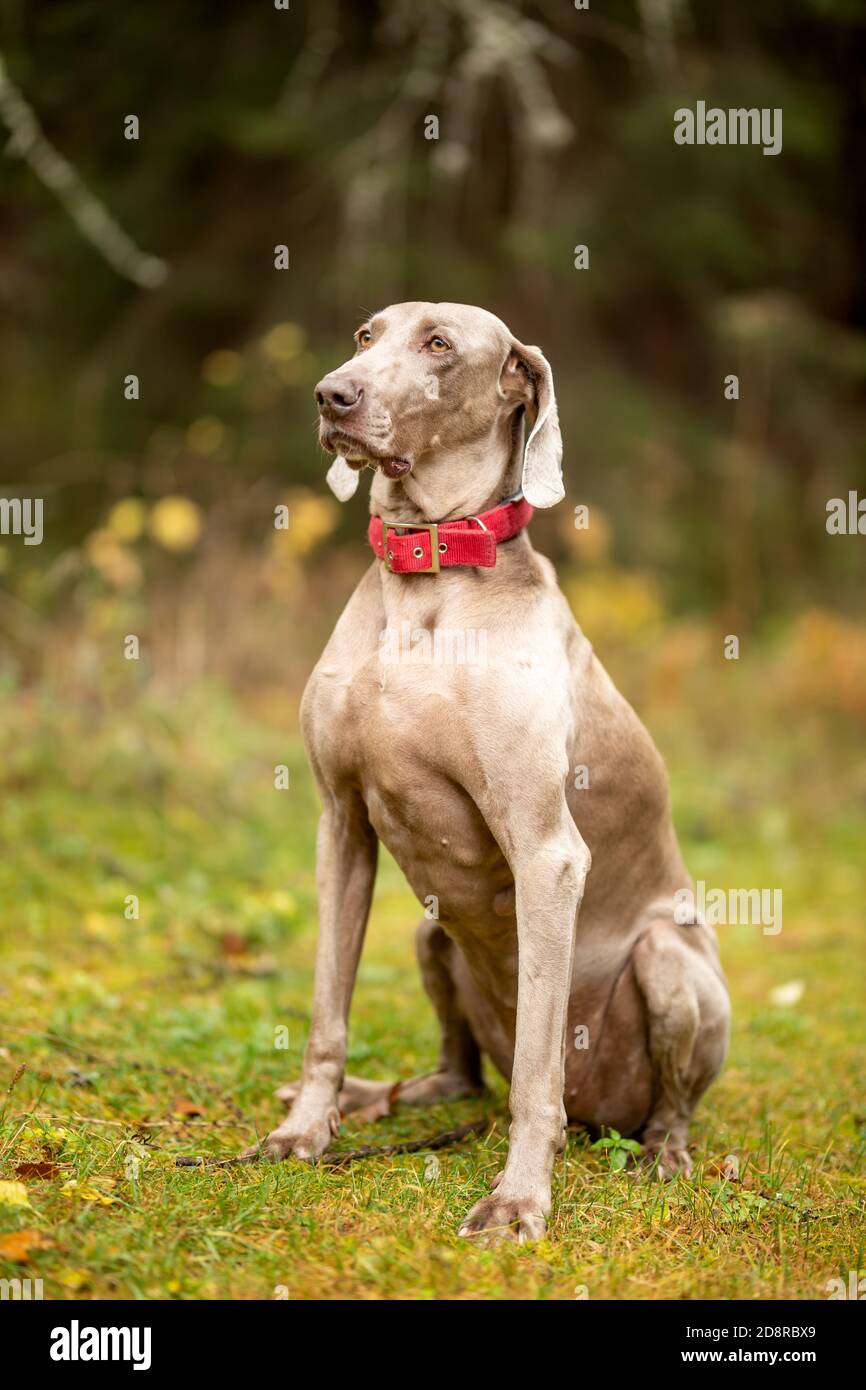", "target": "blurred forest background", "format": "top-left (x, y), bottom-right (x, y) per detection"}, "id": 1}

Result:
top-left (0, 0), bottom-right (864, 708)
top-left (0, 0), bottom-right (865, 1302)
